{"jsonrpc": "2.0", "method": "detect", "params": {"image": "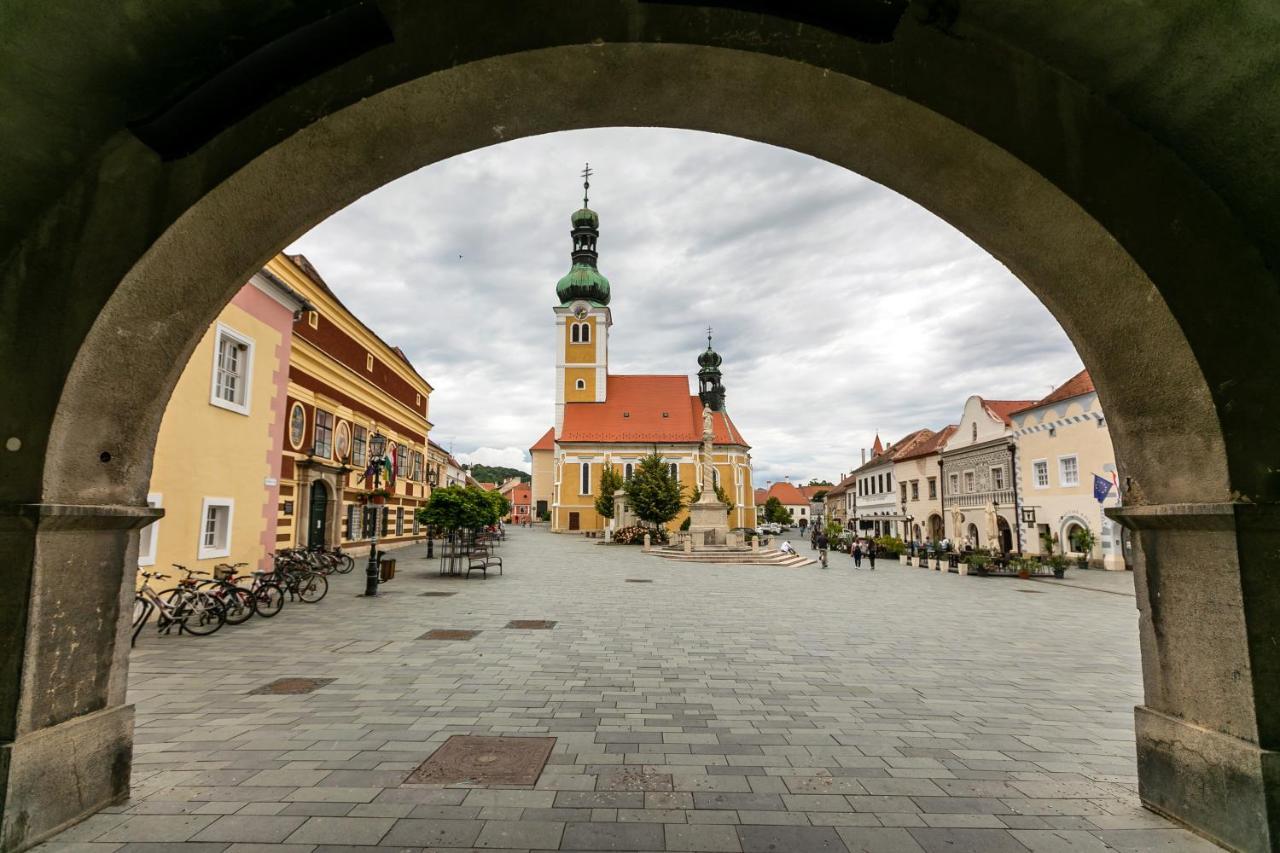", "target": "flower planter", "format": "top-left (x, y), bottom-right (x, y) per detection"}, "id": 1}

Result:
top-left (1053, 567), bottom-right (1066, 579)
